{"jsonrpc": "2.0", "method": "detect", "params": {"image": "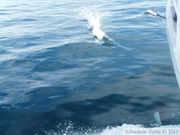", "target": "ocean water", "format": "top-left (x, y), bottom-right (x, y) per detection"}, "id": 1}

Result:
top-left (0, 0), bottom-right (180, 135)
